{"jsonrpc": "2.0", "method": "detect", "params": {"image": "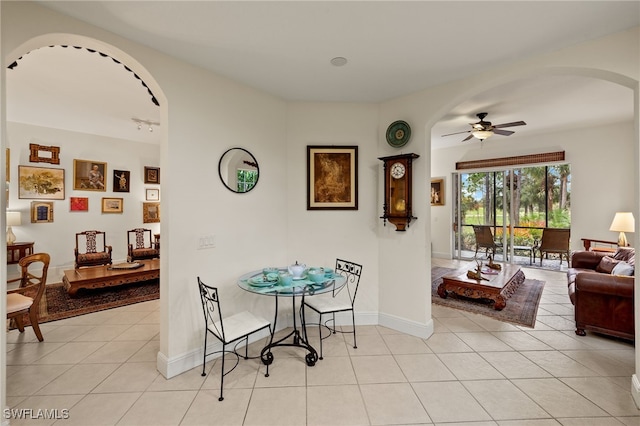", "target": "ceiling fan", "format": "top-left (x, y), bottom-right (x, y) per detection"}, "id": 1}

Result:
top-left (442, 112), bottom-right (526, 142)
